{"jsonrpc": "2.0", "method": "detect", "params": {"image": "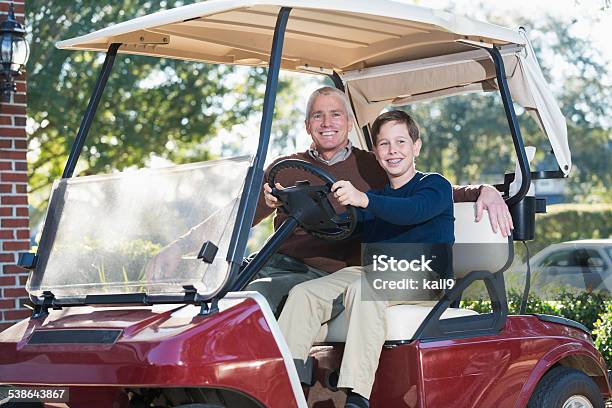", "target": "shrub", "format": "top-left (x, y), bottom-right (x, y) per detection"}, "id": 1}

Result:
top-left (592, 303), bottom-right (612, 367)
top-left (461, 297), bottom-right (493, 314)
top-left (554, 290), bottom-right (609, 331)
top-left (51, 239), bottom-right (161, 285)
top-left (506, 289), bottom-right (560, 315)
